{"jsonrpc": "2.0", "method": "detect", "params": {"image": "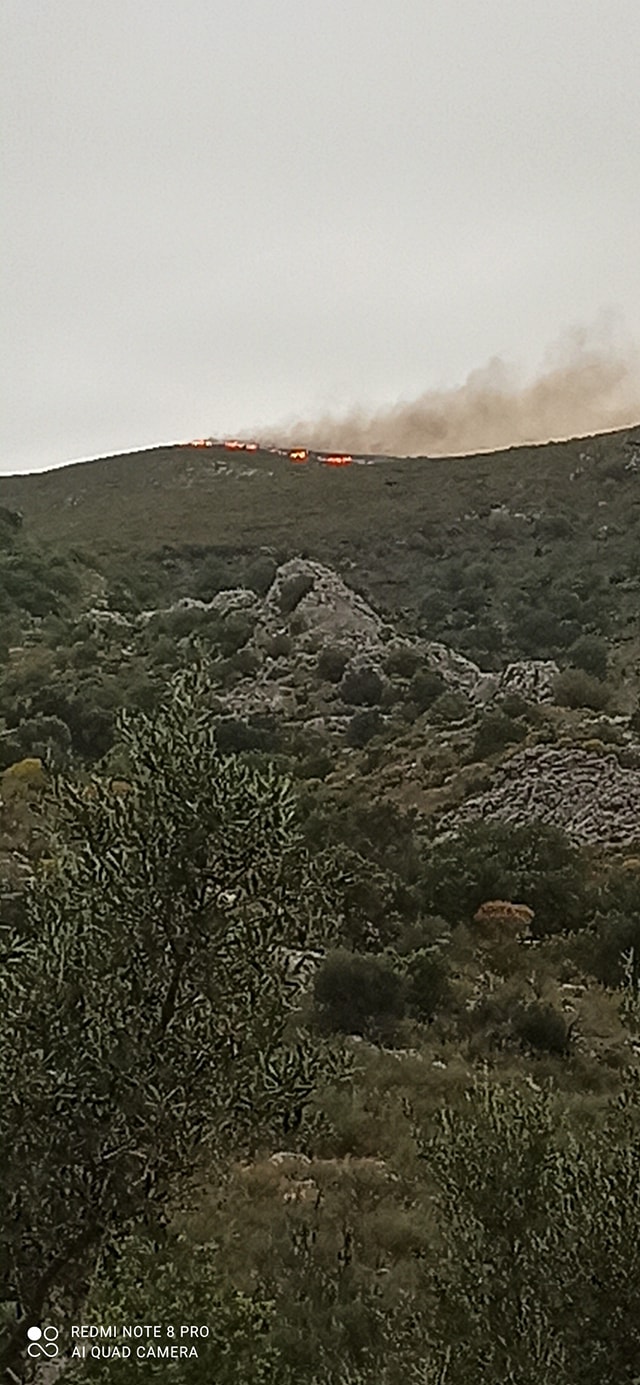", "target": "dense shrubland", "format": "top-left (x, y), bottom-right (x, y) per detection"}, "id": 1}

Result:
top-left (2, 671), bottom-right (639, 1380)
